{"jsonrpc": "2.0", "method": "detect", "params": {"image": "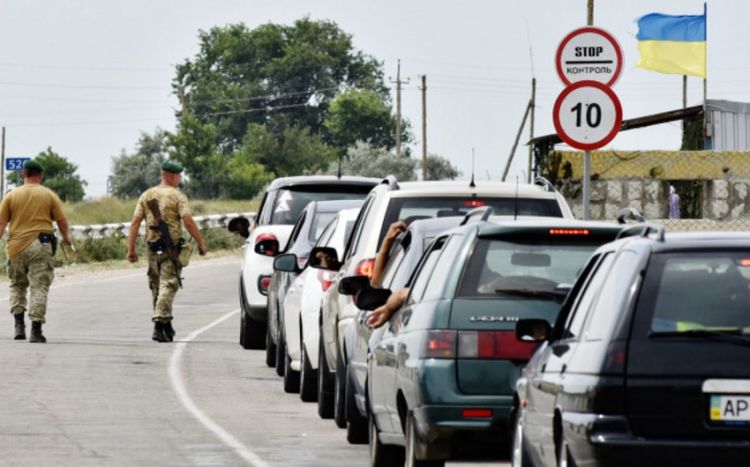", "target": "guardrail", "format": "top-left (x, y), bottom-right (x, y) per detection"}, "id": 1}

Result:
top-left (67, 212), bottom-right (256, 240)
